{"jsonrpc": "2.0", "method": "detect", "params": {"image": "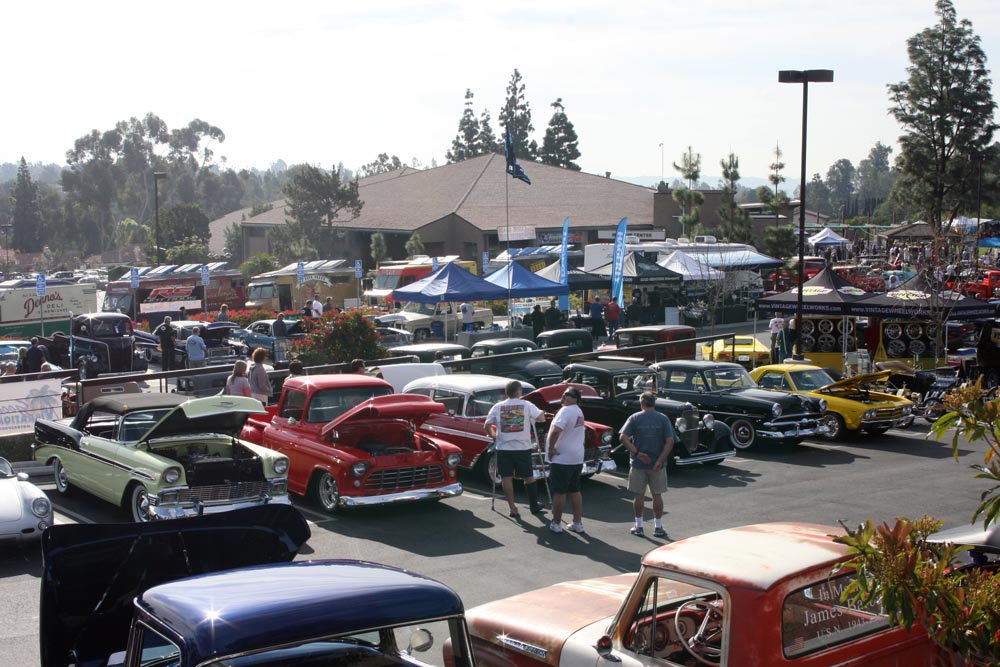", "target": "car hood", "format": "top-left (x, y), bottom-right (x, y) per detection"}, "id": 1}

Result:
top-left (320, 394), bottom-right (445, 437)
top-left (0, 478), bottom-right (22, 521)
top-left (40, 505), bottom-right (310, 667)
top-left (818, 370), bottom-right (893, 393)
top-left (728, 387), bottom-right (814, 409)
top-left (466, 573), bottom-right (635, 667)
top-left (928, 522), bottom-right (1000, 554)
top-left (139, 396), bottom-right (267, 445)
top-left (523, 383), bottom-right (599, 412)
